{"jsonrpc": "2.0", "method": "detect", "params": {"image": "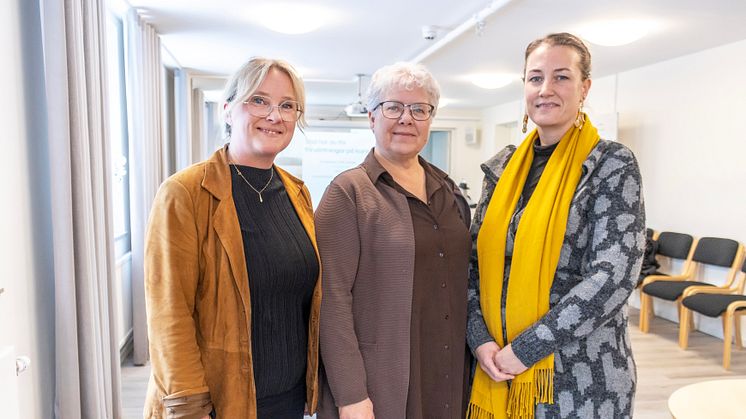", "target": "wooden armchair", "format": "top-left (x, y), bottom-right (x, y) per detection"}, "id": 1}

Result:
top-left (638, 232), bottom-right (696, 332)
top-left (679, 255), bottom-right (746, 369)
